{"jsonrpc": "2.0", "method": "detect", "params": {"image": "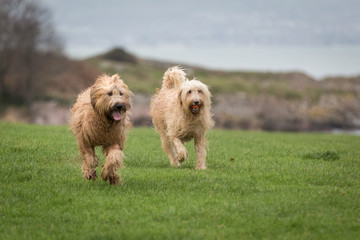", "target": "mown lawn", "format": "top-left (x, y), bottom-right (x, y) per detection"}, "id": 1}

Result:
top-left (0, 122), bottom-right (359, 239)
